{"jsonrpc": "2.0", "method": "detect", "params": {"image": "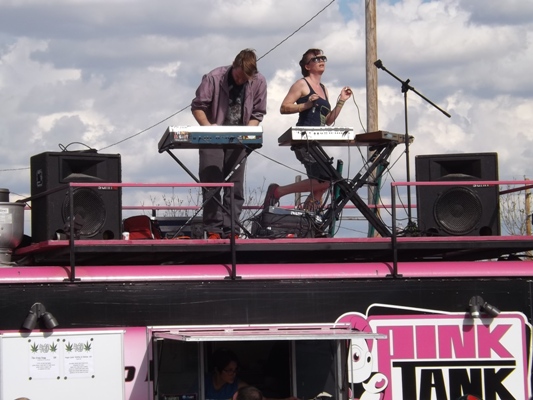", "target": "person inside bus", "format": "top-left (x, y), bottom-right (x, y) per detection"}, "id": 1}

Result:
top-left (205, 348), bottom-right (245, 399)
top-left (262, 48), bottom-right (352, 212)
top-left (205, 348), bottom-right (298, 400)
